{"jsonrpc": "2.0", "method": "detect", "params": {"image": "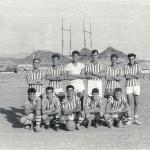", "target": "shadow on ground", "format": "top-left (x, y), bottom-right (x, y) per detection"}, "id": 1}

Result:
top-left (0, 107), bottom-right (24, 128)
